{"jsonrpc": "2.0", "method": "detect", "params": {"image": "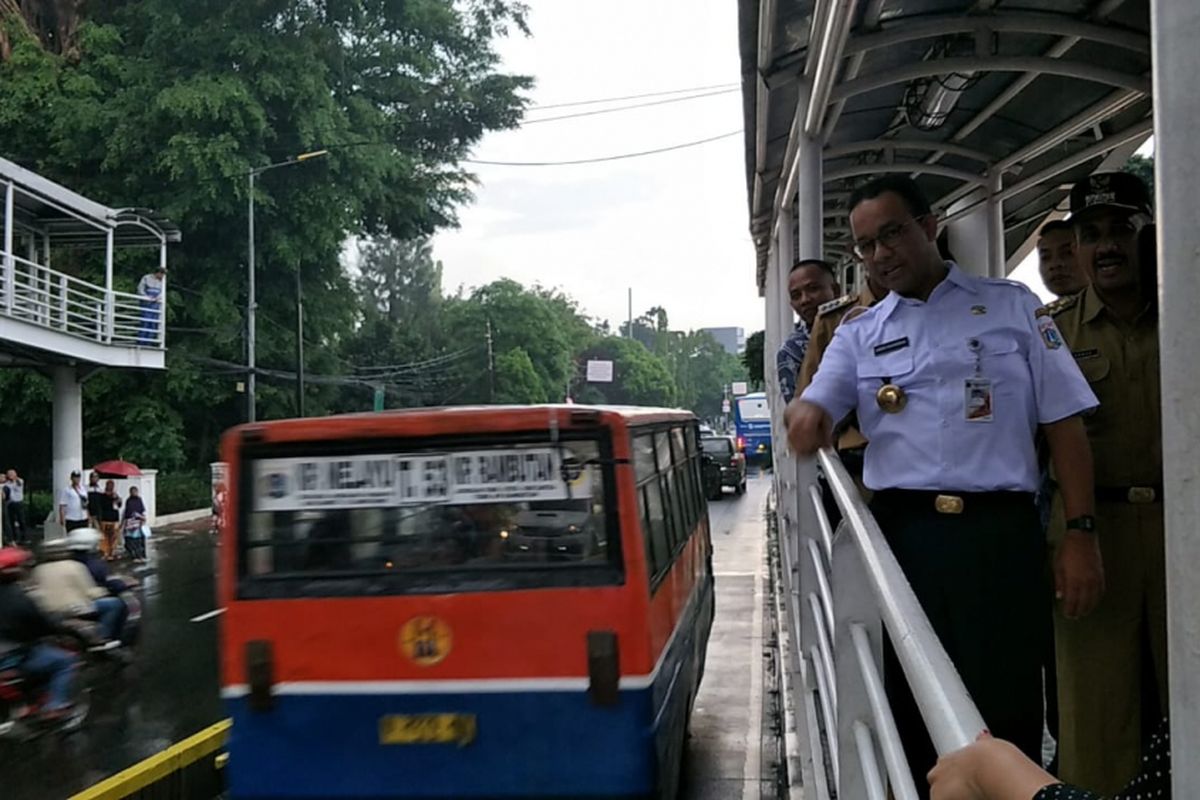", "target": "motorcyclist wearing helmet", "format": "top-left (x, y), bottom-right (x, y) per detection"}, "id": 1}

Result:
top-left (0, 547), bottom-right (85, 719)
top-left (67, 529), bottom-right (134, 595)
top-left (30, 538), bottom-right (126, 645)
